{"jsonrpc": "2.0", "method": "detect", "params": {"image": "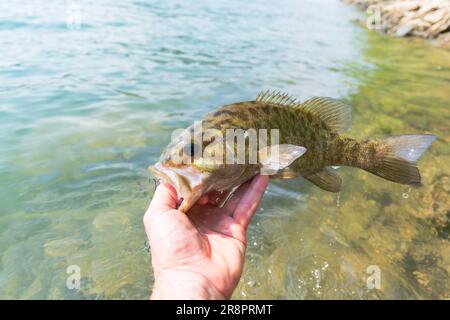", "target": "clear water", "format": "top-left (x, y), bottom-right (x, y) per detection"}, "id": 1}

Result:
top-left (0, 0), bottom-right (448, 299)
